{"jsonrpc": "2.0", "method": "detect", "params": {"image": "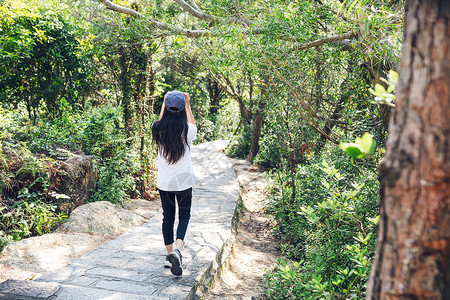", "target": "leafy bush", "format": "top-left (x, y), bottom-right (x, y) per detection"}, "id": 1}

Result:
top-left (0, 122), bottom-right (69, 251)
top-left (227, 124), bottom-right (253, 159)
top-left (212, 98), bottom-right (240, 140)
top-left (264, 150), bottom-right (379, 299)
top-left (0, 190), bottom-right (67, 252)
top-left (8, 104), bottom-right (153, 205)
top-left (0, 9), bottom-right (96, 121)
top-left (0, 104), bottom-right (153, 250)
